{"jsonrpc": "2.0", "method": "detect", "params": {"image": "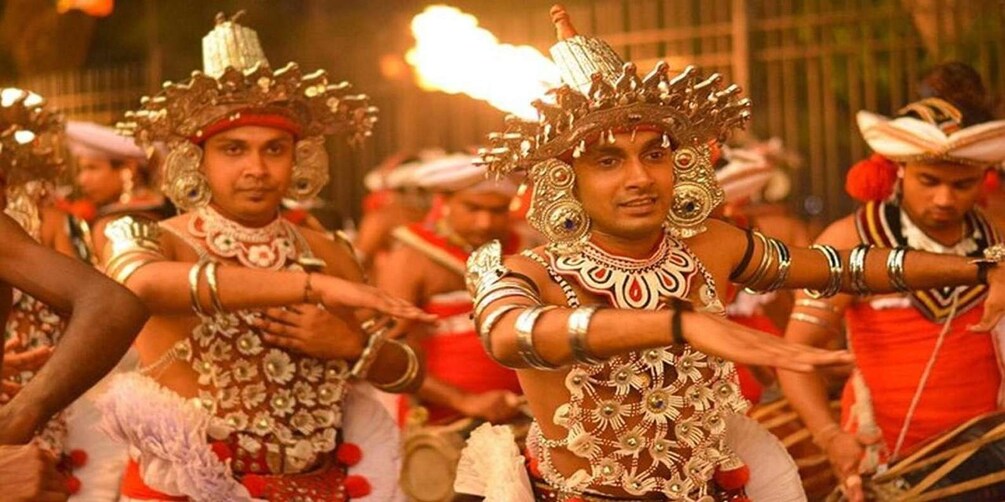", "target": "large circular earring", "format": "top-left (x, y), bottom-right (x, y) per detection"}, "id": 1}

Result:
top-left (119, 168), bottom-right (136, 204)
top-left (162, 141), bottom-right (210, 212)
top-left (665, 145), bottom-right (724, 239)
top-left (287, 136), bottom-right (330, 201)
top-left (527, 159), bottom-right (591, 255)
